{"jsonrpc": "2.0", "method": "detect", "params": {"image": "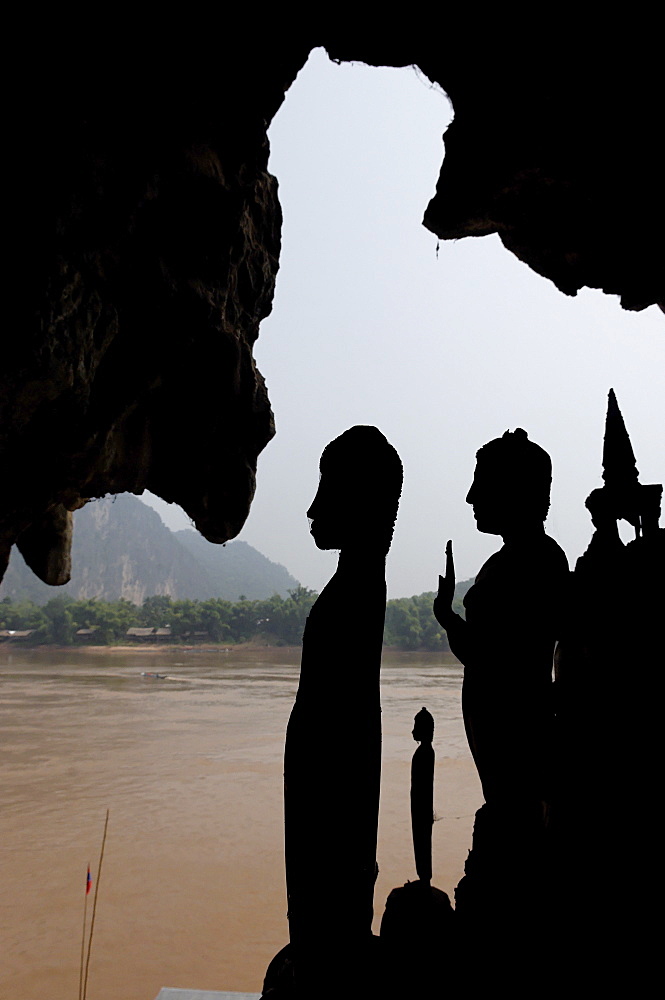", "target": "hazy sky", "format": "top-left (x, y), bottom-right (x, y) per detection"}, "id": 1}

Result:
top-left (145, 49), bottom-right (664, 597)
